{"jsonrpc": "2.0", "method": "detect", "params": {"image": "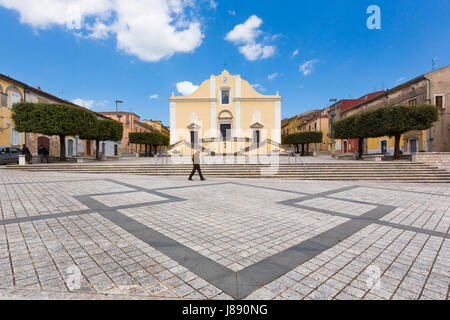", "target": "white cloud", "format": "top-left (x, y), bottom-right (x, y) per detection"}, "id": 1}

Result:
top-left (176, 81), bottom-right (199, 96)
top-left (268, 73), bottom-right (278, 80)
top-left (251, 84), bottom-right (266, 92)
top-left (226, 15), bottom-right (262, 44)
top-left (238, 43), bottom-right (275, 61)
top-left (72, 98), bottom-right (95, 109)
top-left (395, 77), bottom-right (406, 84)
top-left (149, 94), bottom-right (159, 99)
top-left (0, 0), bottom-right (205, 62)
top-left (291, 49), bottom-right (299, 59)
top-left (299, 59), bottom-right (319, 76)
top-left (209, 0), bottom-right (218, 9)
top-left (225, 15), bottom-right (276, 61)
